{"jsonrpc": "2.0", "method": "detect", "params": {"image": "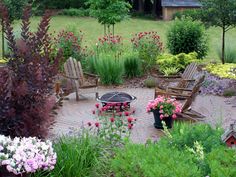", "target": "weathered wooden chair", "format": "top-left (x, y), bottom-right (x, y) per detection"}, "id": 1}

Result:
top-left (155, 75), bottom-right (205, 100)
top-left (155, 63), bottom-right (198, 98)
top-left (63, 57), bottom-right (99, 101)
